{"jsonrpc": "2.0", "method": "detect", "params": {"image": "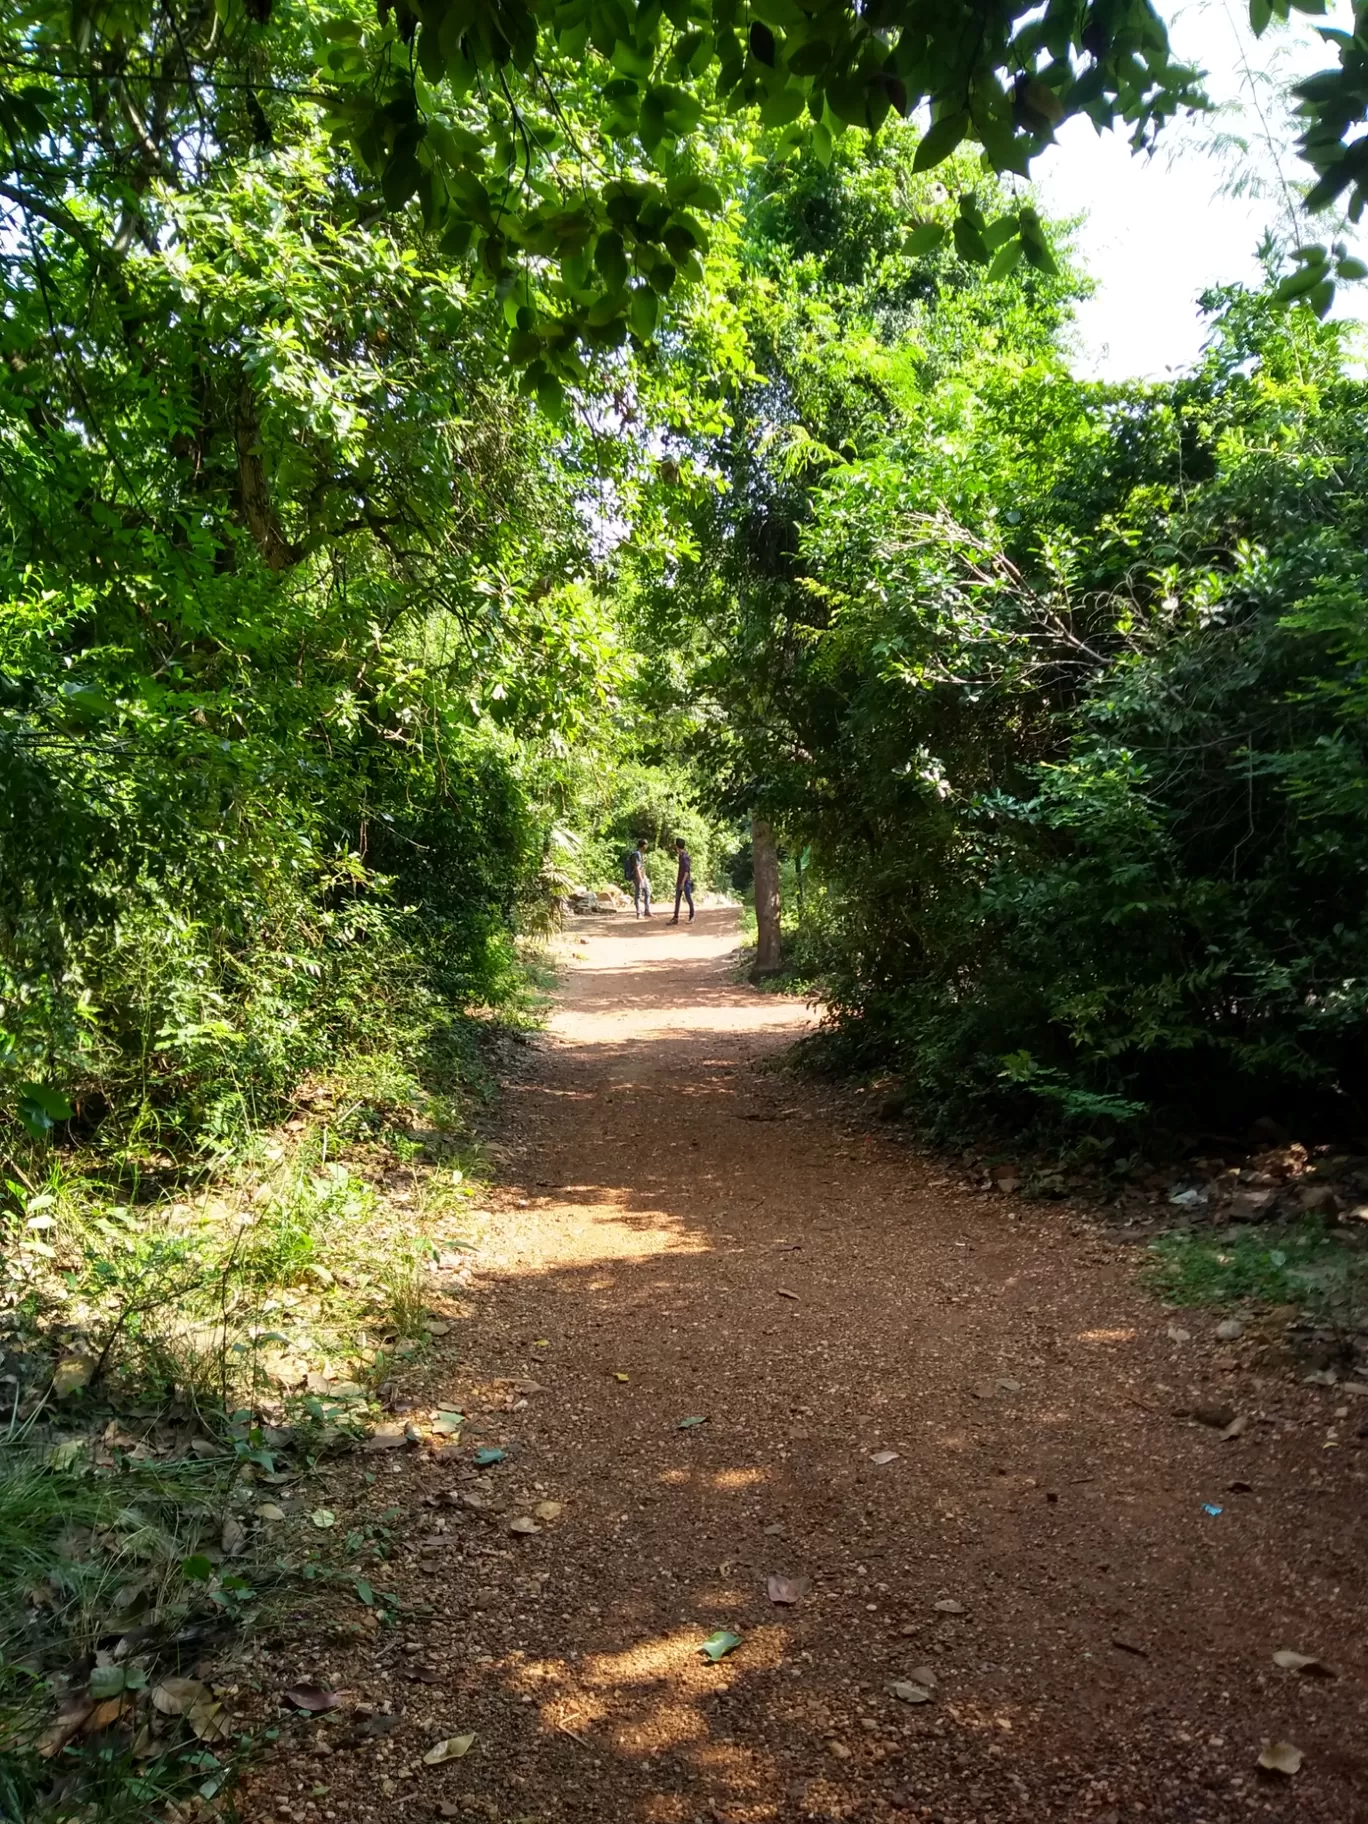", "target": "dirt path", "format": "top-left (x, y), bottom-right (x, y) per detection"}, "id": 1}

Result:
top-left (248, 908), bottom-right (1367, 1824)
